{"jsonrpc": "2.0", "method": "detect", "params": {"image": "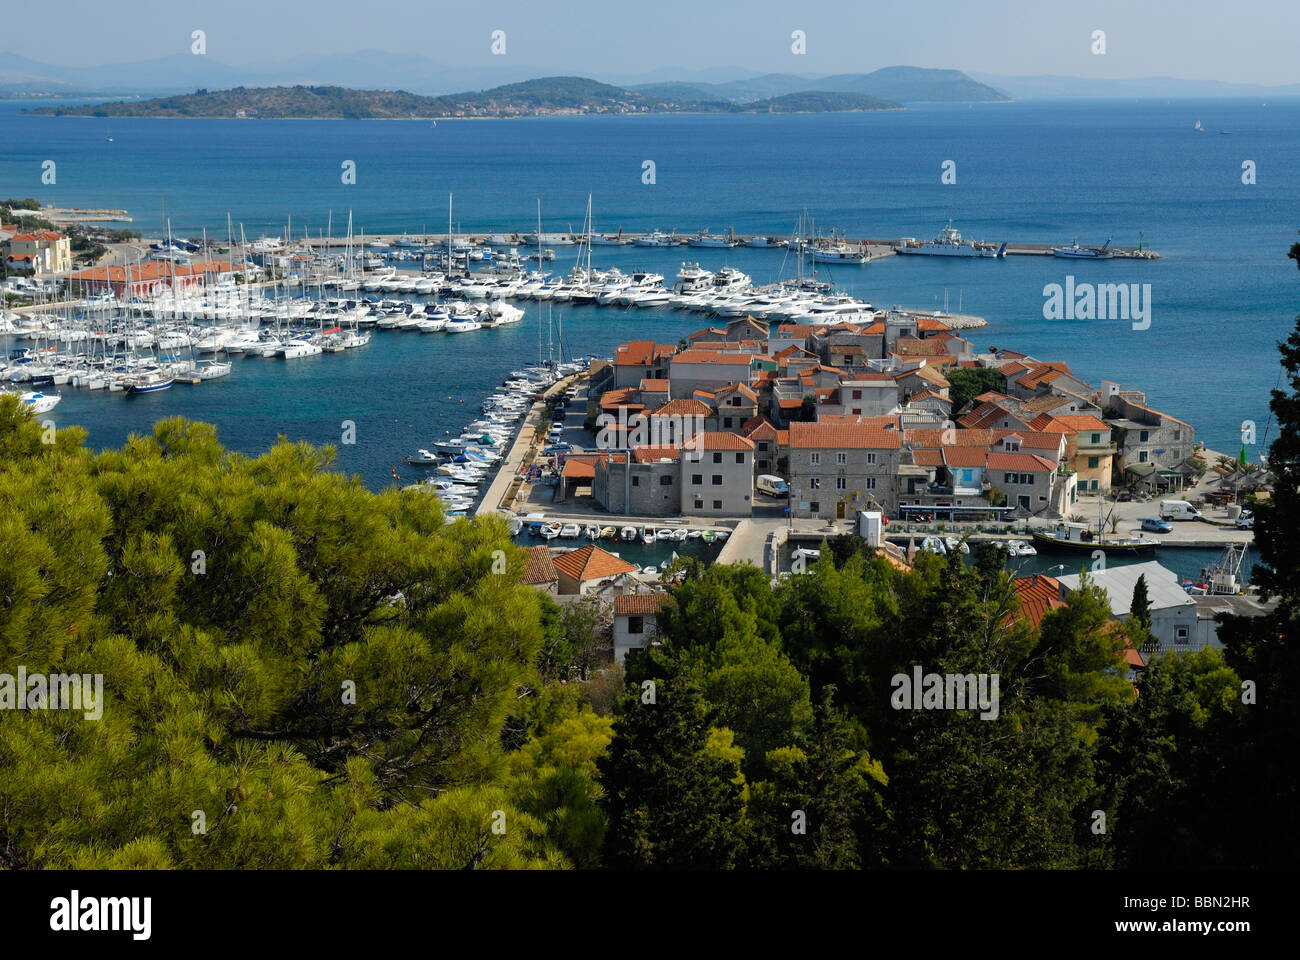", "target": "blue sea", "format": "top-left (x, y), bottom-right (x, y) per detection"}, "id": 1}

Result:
top-left (3, 98), bottom-right (1298, 487)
